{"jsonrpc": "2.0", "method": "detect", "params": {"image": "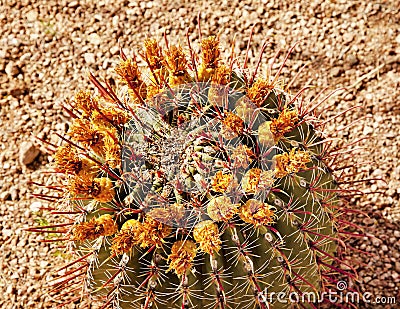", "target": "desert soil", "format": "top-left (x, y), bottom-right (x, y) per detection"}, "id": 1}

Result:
top-left (0, 0), bottom-right (399, 308)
